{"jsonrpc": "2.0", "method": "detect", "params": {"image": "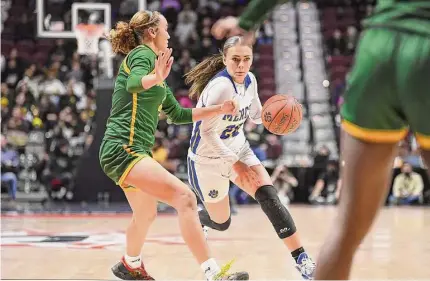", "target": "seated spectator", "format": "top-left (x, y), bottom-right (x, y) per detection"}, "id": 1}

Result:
top-left (312, 145), bottom-right (331, 181)
top-left (271, 164), bottom-right (298, 206)
top-left (16, 64), bottom-right (41, 99)
top-left (2, 50), bottom-right (24, 89)
top-left (1, 135), bottom-right (19, 201)
top-left (390, 162), bottom-right (424, 205)
top-left (39, 68), bottom-right (67, 96)
top-left (327, 28), bottom-right (345, 56)
top-left (313, 145), bottom-right (331, 168)
top-left (309, 160), bottom-right (341, 205)
top-left (3, 106), bottom-right (31, 149)
top-left (41, 138), bottom-right (76, 200)
top-left (345, 25), bottom-right (358, 55)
